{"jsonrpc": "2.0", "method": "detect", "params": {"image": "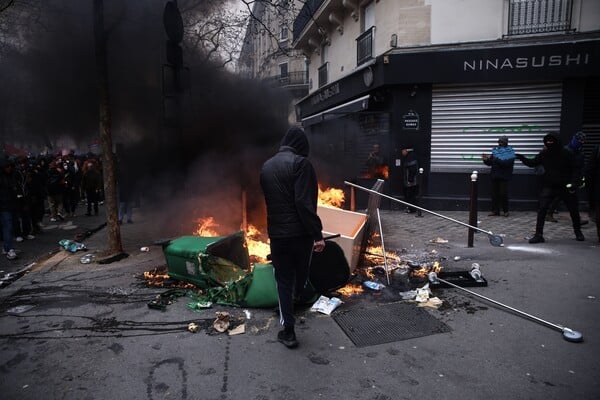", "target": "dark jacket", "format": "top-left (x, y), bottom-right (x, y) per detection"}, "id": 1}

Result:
top-left (401, 149), bottom-right (419, 187)
top-left (260, 128), bottom-right (323, 241)
top-left (0, 163), bottom-right (18, 212)
top-left (516, 134), bottom-right (577, 187)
